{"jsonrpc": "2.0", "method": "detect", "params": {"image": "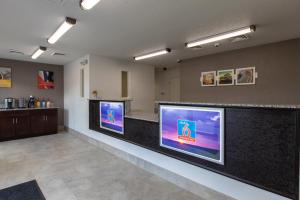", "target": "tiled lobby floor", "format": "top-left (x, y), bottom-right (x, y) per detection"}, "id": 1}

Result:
top-left (0, 133), bottom-right (208, 200)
